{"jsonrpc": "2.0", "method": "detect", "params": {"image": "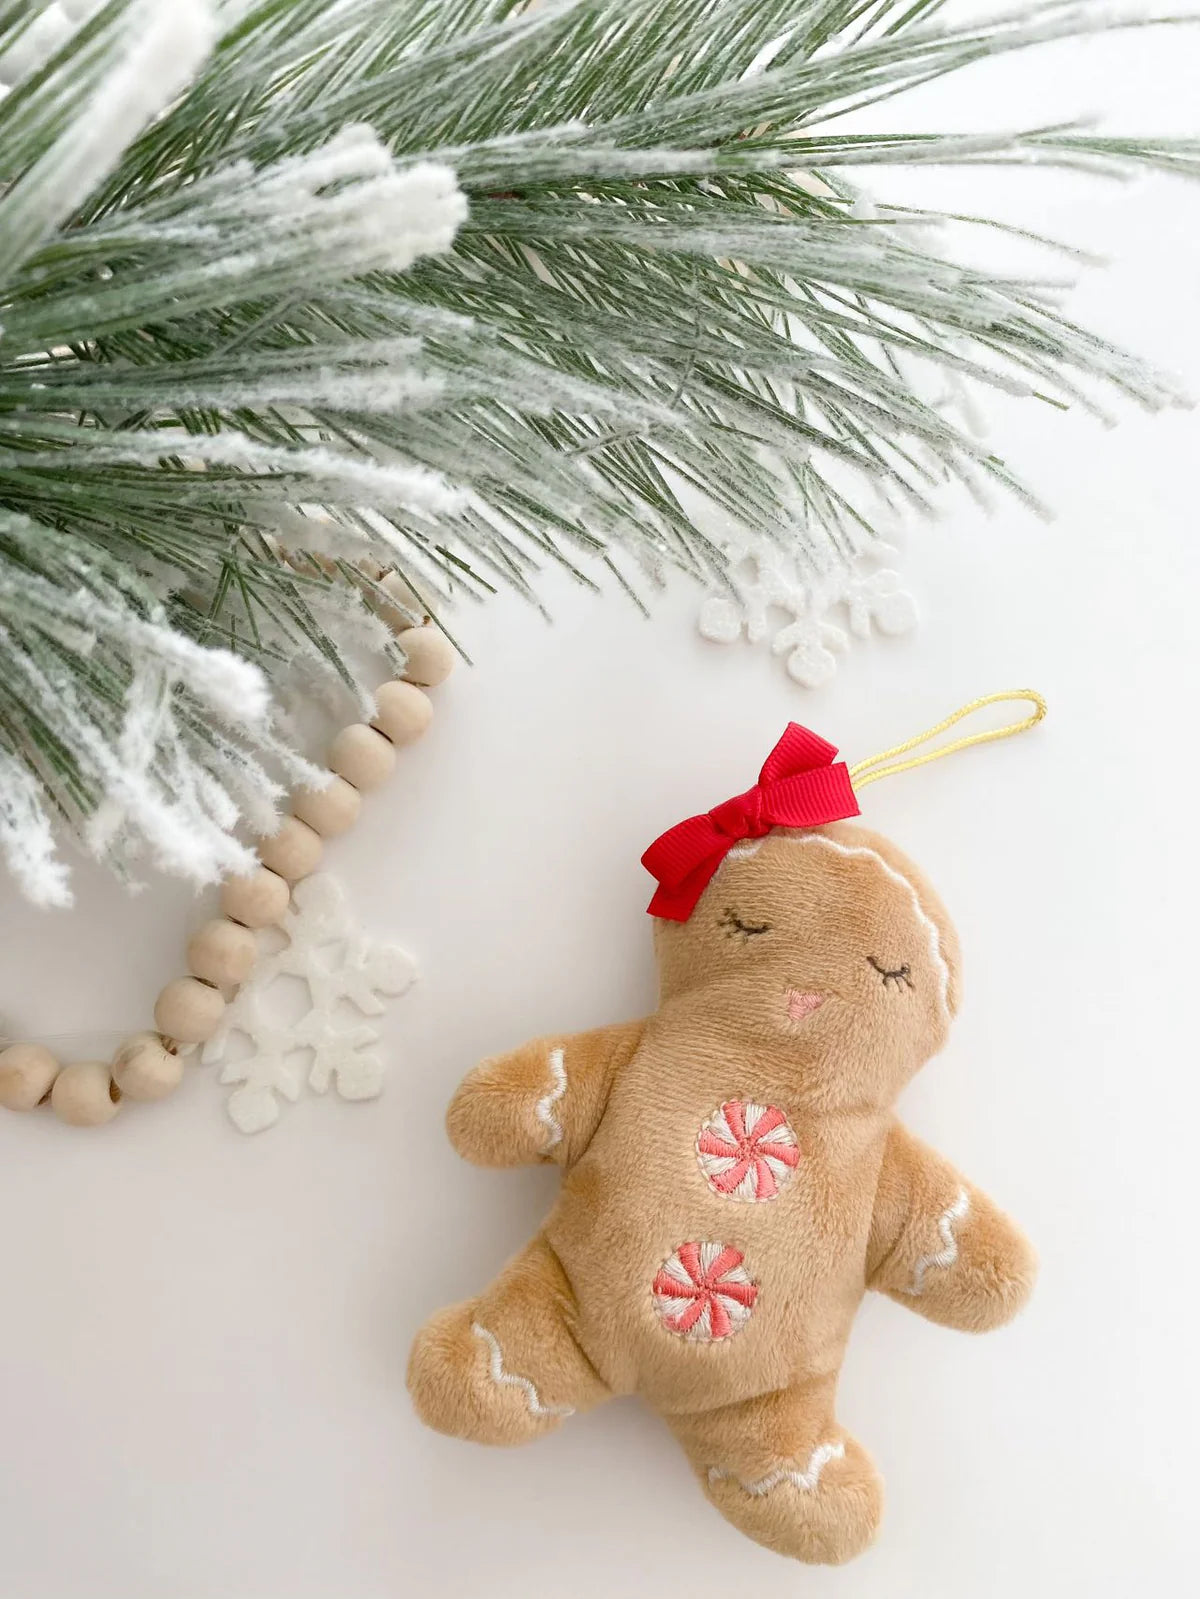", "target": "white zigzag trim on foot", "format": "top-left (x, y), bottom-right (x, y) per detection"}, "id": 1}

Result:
top-left (470, 1322), bottom-right (575, 1418)
top-left (708, 1441), bottom-right (845, 1497)
top-left (534, 1047), bottom-right (567, 1152)
top-left (910, 1187), bottom-right (970, 1294)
